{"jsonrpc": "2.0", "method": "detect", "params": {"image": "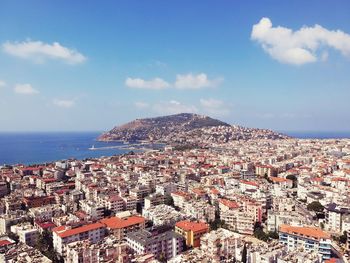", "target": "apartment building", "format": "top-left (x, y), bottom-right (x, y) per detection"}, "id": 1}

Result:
top-left (221, 210), bottom-right (255, 235)
top-left (144, 193), bottom-right (165, 209)
top-left (79, 200), bottom-right (105, 220)
top-left (142, 204), bottom-right (186, 226)
top-left (66, 237), bottom-right (129, 263)
top-left (279, 224), bottom-right (332, 260)
top-left (267, 210), bottom-right (307, 232)
top-left (100, 215), bottom-right (145, 240)
top-left (10, 223), bottom-right (39, 247)
top-left (200, 228), bottom-right (242, 262)
top-left (171, 191), bottom-right (192, 209)
top-left (175, 220), bottom-right (209, 248)
top-left (98, 194), bottom-right (125, 214)
top-left (126, 229), bottom-right (184, 260)
top-left (325, 203), bottom-right (350, 234)
top-left (53, 222), bottom-right (106, 255)
top-left (129, 185), bottom-right (151, 203)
